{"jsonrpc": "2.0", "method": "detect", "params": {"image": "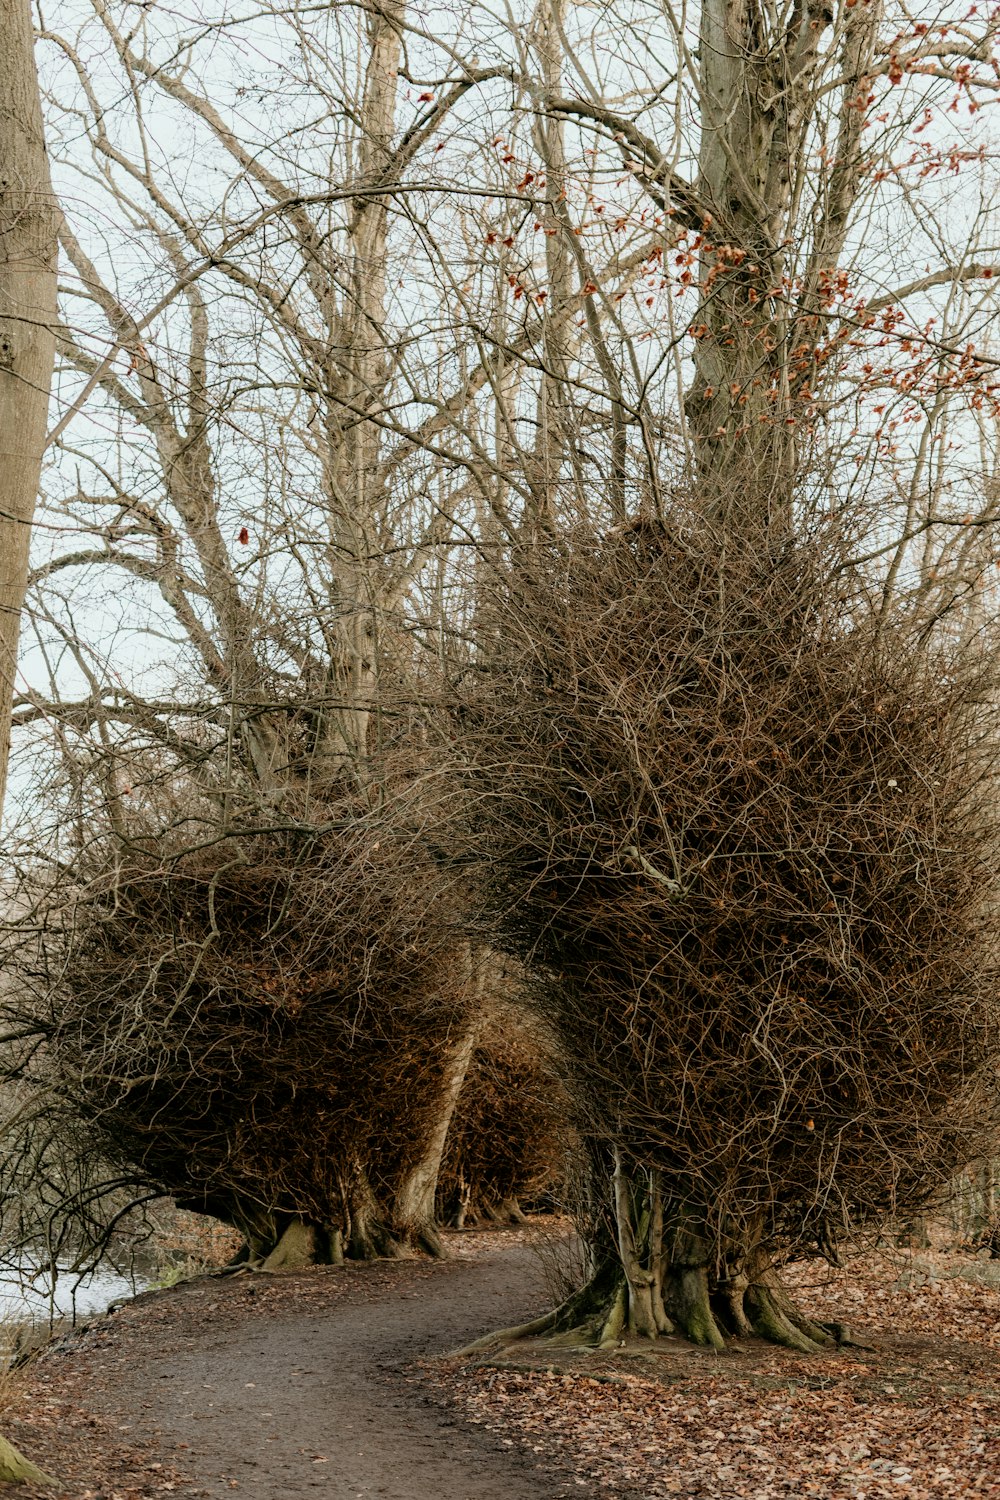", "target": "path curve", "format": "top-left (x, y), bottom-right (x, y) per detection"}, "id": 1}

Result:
top-left (77, 1235), bottom-right (584, 1499)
